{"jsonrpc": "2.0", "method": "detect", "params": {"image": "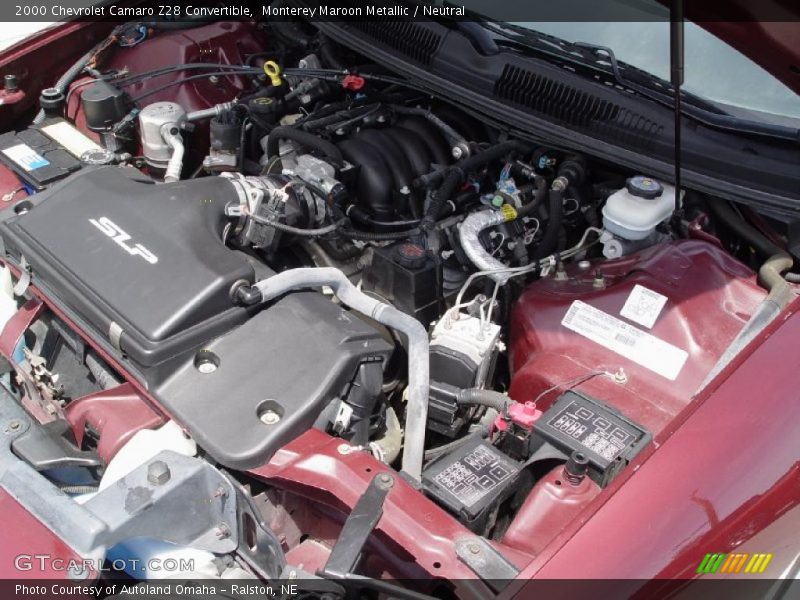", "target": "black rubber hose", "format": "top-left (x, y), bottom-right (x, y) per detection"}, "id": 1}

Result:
top-left (266, 126), bottom-right (343, 164)
top-left (517, 175), bottom-right (548, 218)
top-left (532, 181), bottom-right (566, 260)
top-left (340, 226), bottom-right (420, 241)
top-left (347, 206), bottom-right (420, 229)
top-left (455, 388), bottom-right (511, 412)
top-left (421, 167), bottom-right (464, 231)
top-left (708, 200), bottom-right (785, 259)
top-left (419, 140), bottom-right (534, 230)
top-left (318, 239), bottom-right (362, 261)
top-left (415, 140), bottom-right (532, 190)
